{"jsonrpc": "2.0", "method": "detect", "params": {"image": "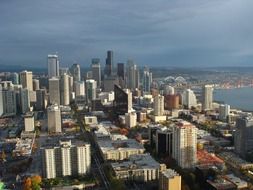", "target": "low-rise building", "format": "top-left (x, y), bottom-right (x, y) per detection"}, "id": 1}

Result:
top-left (111, 154), bottom-right (163, 182)
top-left (159, 169), bottom-right (181, 190)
